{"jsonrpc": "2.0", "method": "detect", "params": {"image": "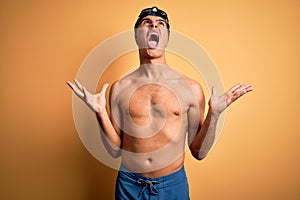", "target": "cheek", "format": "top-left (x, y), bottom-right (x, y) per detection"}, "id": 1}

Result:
top-left (161, 30), bottom-right (169, 46)
top-left (135, 29), bottom-right (147, 44)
